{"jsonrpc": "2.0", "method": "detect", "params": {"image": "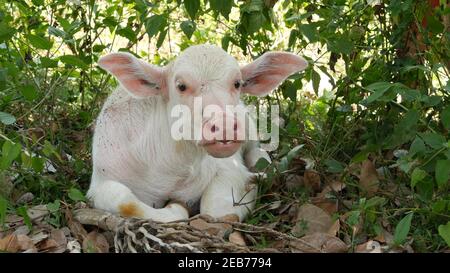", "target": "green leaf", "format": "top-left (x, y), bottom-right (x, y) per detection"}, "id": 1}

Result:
top-left (0, 196), bottom-right (7, 226)
top-left (409, 137), bottom-right (426, 156)
top-left (1, 140), bottom-right (22, 170)
top-left (0, 22), bottom-right (15, 42)
top-left (32, 0), bottom-right (45, 6)
top-left (16, 206), bottom-right (32, 230)
top-left (385, 110), bottom-right (420, 148)
top-left (221, 34), bottom-right (231, 51)
top-left (180, 21), bottom-right (196, 39)
top-left (103, 16), bottom-right (119, 29)
top-left (351, 150), bottom-right (369, 164)
top-left (324, 159), bottom-right (345, 173)
top-left (68, 188), bottom-right (86, 202)
top-left (31, 156), bottom-right (45, 173)
top-left (278, 157), bottom-right (289, 173)
top-left (432, 200), bottom-right (448, 214)
top-left (241, 11), bottom-right (266, 34)
top-left (242, 0), bottom-right (264, 12)
top-left (42, 140), bottom-right (62, 162)
top-left (47, 199), bottom-right (60, 213)
top-left (21, 84), bottom-right (38, 101)
top-left (288, 29), bottom-right (298, 48)
top-left (184, 0), bottom-right (200, 20)
top-left (0, 112), bottom-right (16, 125)
top-left (209, 0), bottom-right (233, 19)
top-left (254, 157), bottom-right (270, 171)
top-left (26, 34), bottom-right (53, 50)
top-left (59, 55), bottom-right (88, 69)
top-left (416, 178), bottom-right (434, 201)
top-left (299, 24), bottom-right (318, 43)
top-left (48, 26), bottom-right (66, 38)
top-left (364, 82), bottom-right (392, 104)
top-left (393, 213), bottom-right (413, 245)
top-left (427, 16), bottom-right (444, 33)
top-left (328, 37), bottom-right (354, 55)
top-left (116, 27), bottom-right (137, 42)
top-left (21, 152), bottom-right (32, 169)
top-left (40, 57), bottom-right (58, 68)
top-left (145, 15), bottom-right (166, 38)
top-left (435, 160), bottom-right (450, 188)
top-left (282, 81), bottom-right (297, 101)
top-left (93, 44), bottom-right (107, 53)
top-left (286, 144), bottom-right (304, 162)
top-left (365, 197), bottom-right (386, 208)
top-left (438, 222), bottom-right (450, 247)
top-left (420, 132), bottom-right (446, 150)
top-left (346, 210), bottom-right (361, 226)
top-left (311, 69), bottom-right (321, 95)
top-left (441, 106), bottom-right (450, 130)
top-left (411, 168), bottom-right (427, 188)
top-left (156, 28), bottom-right (167, 49)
